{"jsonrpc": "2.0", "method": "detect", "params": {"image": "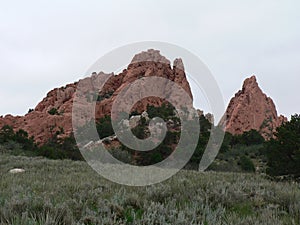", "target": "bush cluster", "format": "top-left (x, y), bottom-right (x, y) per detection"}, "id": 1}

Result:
top-left (2, 105), bottom-right (300, 178)
top-left (266, 114), bottom-right (300, 177)
top-left (0, 125), bottom-right (83, 161)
